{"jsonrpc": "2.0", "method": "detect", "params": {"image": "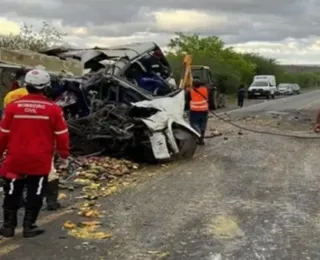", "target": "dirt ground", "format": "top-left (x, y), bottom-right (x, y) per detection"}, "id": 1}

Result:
top-left (2, 91), bottom-right (320, 259)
